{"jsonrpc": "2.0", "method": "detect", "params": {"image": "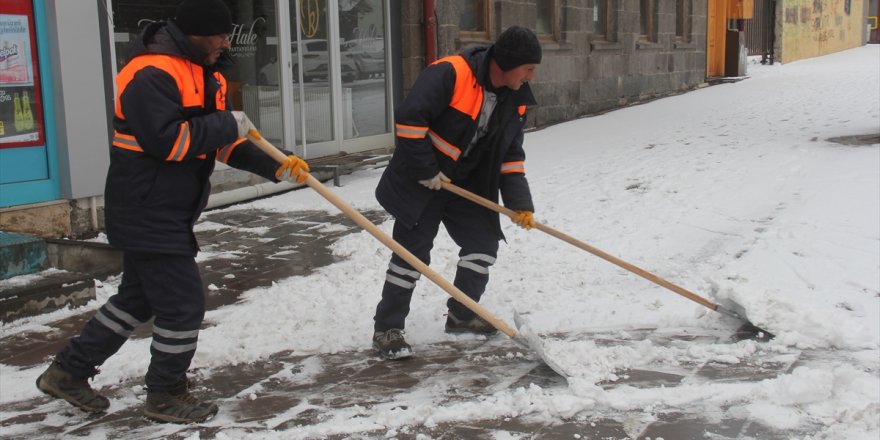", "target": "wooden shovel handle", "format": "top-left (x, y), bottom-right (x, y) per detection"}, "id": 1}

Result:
top-left (246, 129), bottom-right (517, 337)
top-left (440, 181), bottom-right (721, 312)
